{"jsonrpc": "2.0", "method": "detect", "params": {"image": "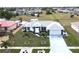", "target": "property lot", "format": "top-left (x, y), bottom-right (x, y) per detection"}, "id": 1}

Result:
top-left (10, 11), bottom-right (79, 47)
